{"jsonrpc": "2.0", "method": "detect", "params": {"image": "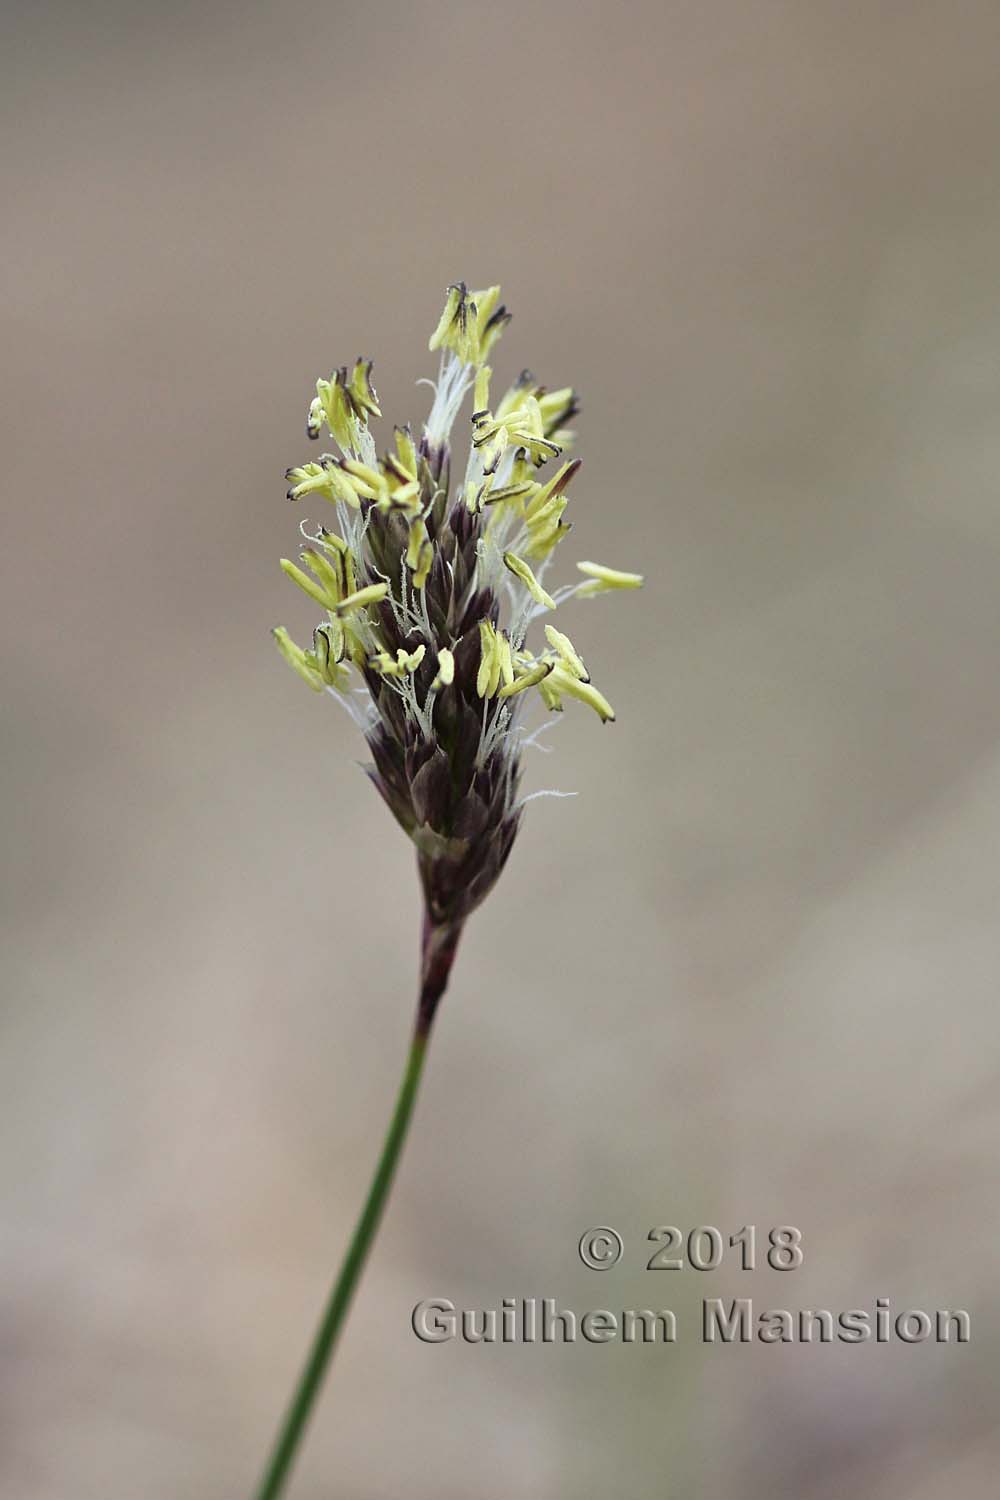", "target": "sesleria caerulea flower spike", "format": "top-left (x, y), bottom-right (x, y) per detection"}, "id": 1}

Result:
top-left (274, 282), bottom-right (642, 955)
